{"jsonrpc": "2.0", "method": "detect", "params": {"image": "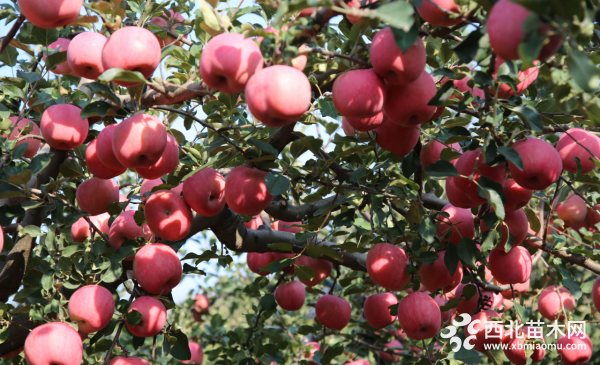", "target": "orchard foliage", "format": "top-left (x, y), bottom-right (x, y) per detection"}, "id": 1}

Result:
top-left (2, 0), bottom-right (600, 364)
